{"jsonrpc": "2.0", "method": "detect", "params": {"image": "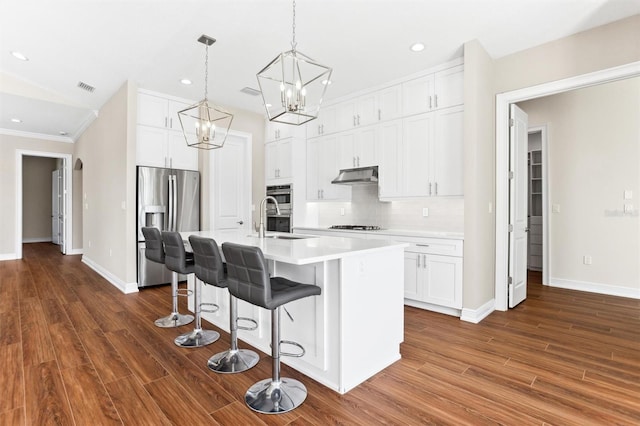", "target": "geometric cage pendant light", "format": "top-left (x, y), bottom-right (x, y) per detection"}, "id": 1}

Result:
top-left (178, 35), bottom-right (233, 150)
top-left (256, 0), bottom-right (332, 126)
